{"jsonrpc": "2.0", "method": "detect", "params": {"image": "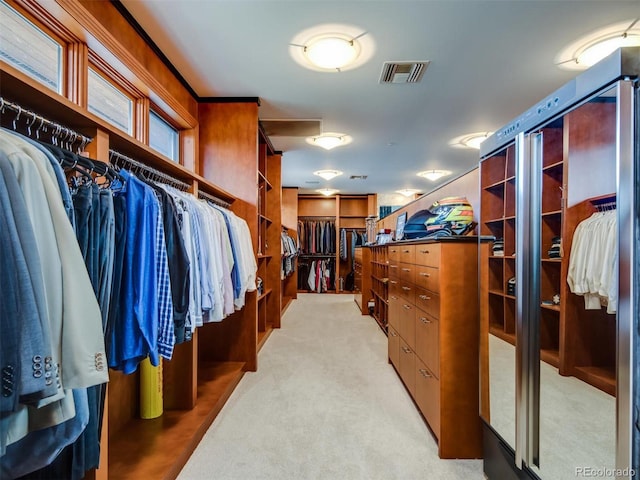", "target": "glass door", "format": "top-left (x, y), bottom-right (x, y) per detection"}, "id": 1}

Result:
top-left (529, 80), bottom-right (634, 479)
